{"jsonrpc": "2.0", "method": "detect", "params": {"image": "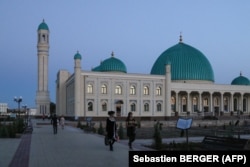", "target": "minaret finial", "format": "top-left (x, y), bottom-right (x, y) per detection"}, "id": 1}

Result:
top-left (179, 32), bottom-right (183, 43)
top-left (111, 51), bottom-right (114, 57)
